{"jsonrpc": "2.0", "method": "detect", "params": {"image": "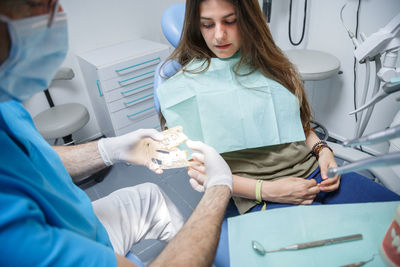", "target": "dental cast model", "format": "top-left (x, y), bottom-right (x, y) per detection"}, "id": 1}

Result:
top-left (380, 205), bottom-right (400, 267)
top-left (160, 126), bottom-right (188, 150)
top-left (145, 126), bottom-right (190, 170)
